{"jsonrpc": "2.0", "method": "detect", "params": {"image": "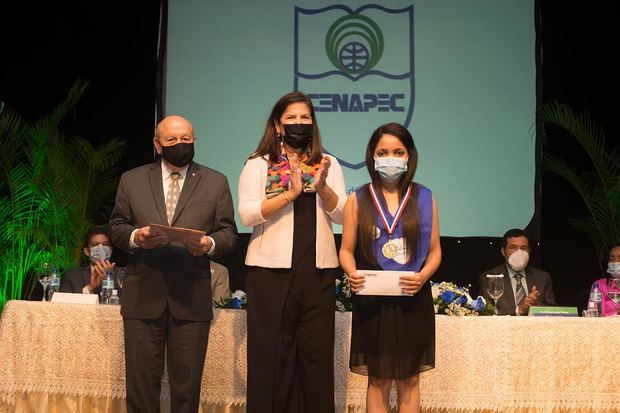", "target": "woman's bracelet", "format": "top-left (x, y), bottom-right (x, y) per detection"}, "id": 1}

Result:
top-left (324, 187), bottom-right (334, 201)
top-left (283, 190), bottom-right (293, 204)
